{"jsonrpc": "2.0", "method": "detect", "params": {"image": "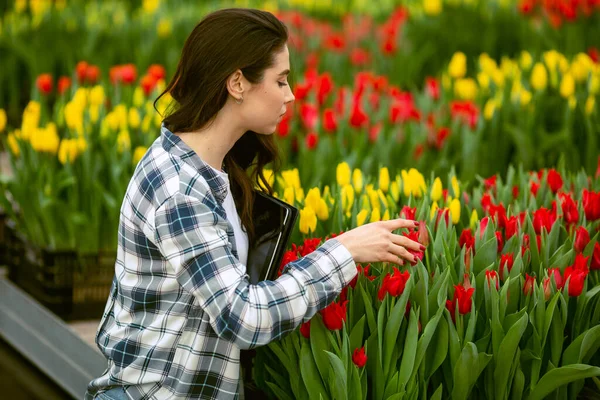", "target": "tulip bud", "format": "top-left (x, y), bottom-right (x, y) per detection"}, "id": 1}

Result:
top-left (352, 347), bottom-right (367, 368)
